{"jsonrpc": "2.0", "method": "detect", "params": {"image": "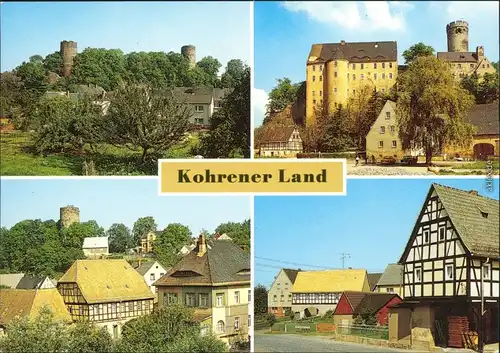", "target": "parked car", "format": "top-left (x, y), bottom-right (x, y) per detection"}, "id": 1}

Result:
top-left (381, 156), bottom-right (397, 165)
top-left (401, 156), bottom-right (418, 165)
